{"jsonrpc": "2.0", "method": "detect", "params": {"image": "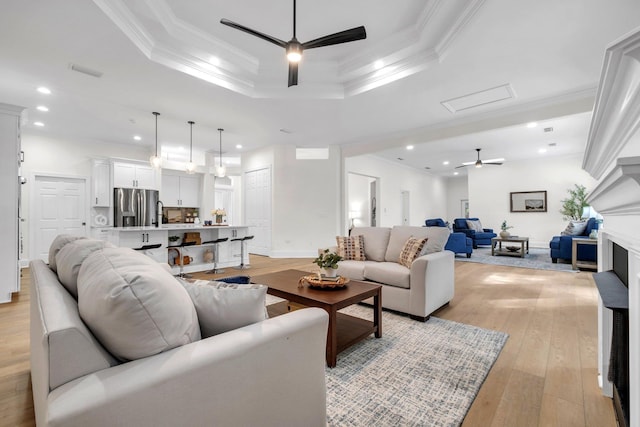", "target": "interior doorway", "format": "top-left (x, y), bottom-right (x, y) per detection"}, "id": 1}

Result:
top-left (244, 167), bottom-right (271, 256)
top-left (30, 175), bottom-right (87, 262)
top-left (347, 173), bottom-right (379, 229)
top-left (401, 191), bottom-right (410, 225)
